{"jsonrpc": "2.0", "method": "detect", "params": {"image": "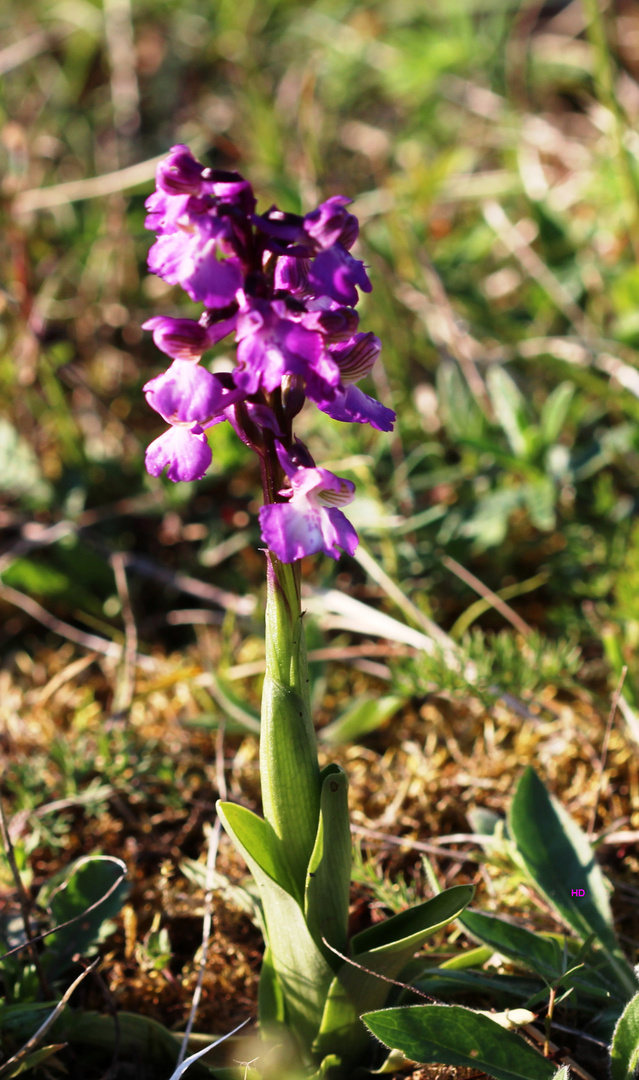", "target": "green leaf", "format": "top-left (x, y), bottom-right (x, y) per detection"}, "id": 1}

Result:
top-left (1, 558), bottom-right (72, 598)
top-left (460, 910), bottom-right (564, 983)
top-left (0, 418), bottom-right (52, 507)
top-left (610, 991), bottom-right (639, 1080)
top-left (304, 765), bottom-right (351, 959)
top-left (0, 1044), bottom-right (65, 1078)
top-left (486, 366), bottom-right (531, 459)
top-left (320, 696), bottom-right (405, 745)
top-left (314, 886), bottom-right (473, 1063)
top-left (521, 478), bottom-right (556, 532)
top-left (217, 800), bottom-right (334, 1048)
top-left (436, 361), bottom-right (485, 442)
top-left (42, 856), bottom-right (128, 979)
top-left (412, 968), bottom-right (543, 1005)
top-left (539, 382), bottom-right (574, 447)
top-left (459, 911), bottom-right (618, 1004)
top-left (59, 1011), bottom-right (188, 1072)
top-left (509, 767), bottom-right (635, 995)
top-left (362, 1005), bottom-right (556, 1080)
top-left (351, 885), bottom-right (474, 957)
